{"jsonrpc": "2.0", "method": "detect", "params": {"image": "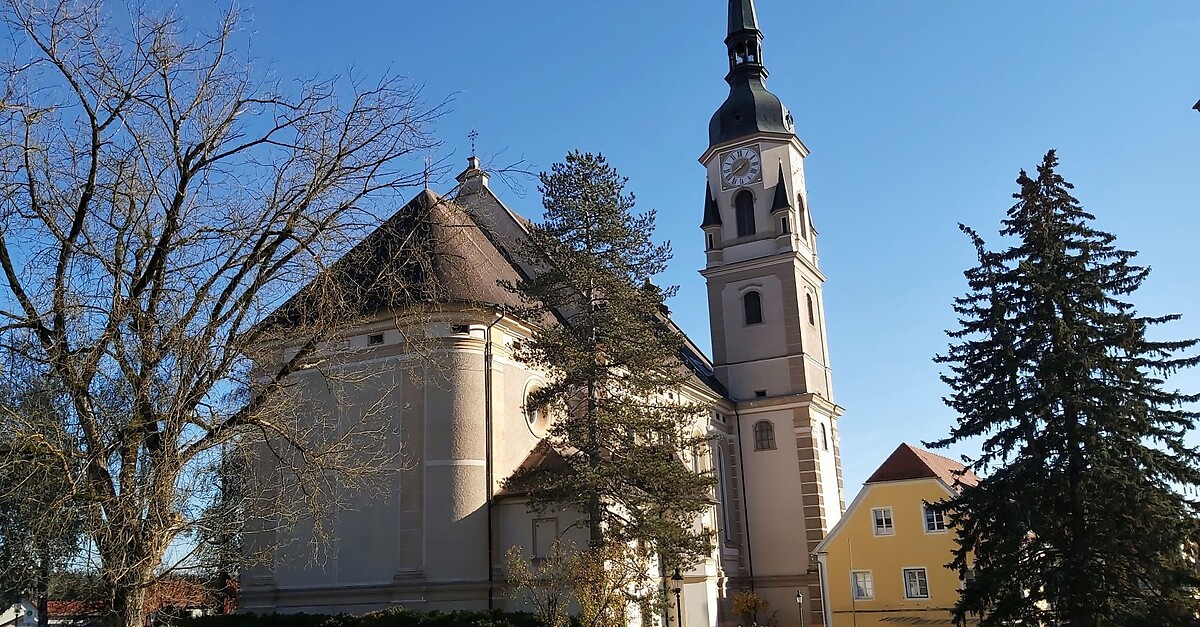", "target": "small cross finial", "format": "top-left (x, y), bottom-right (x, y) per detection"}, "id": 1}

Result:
top-left (468, 129), bottom-right (479, 157)
top-left (423, 155), bottom-right (432, 189)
